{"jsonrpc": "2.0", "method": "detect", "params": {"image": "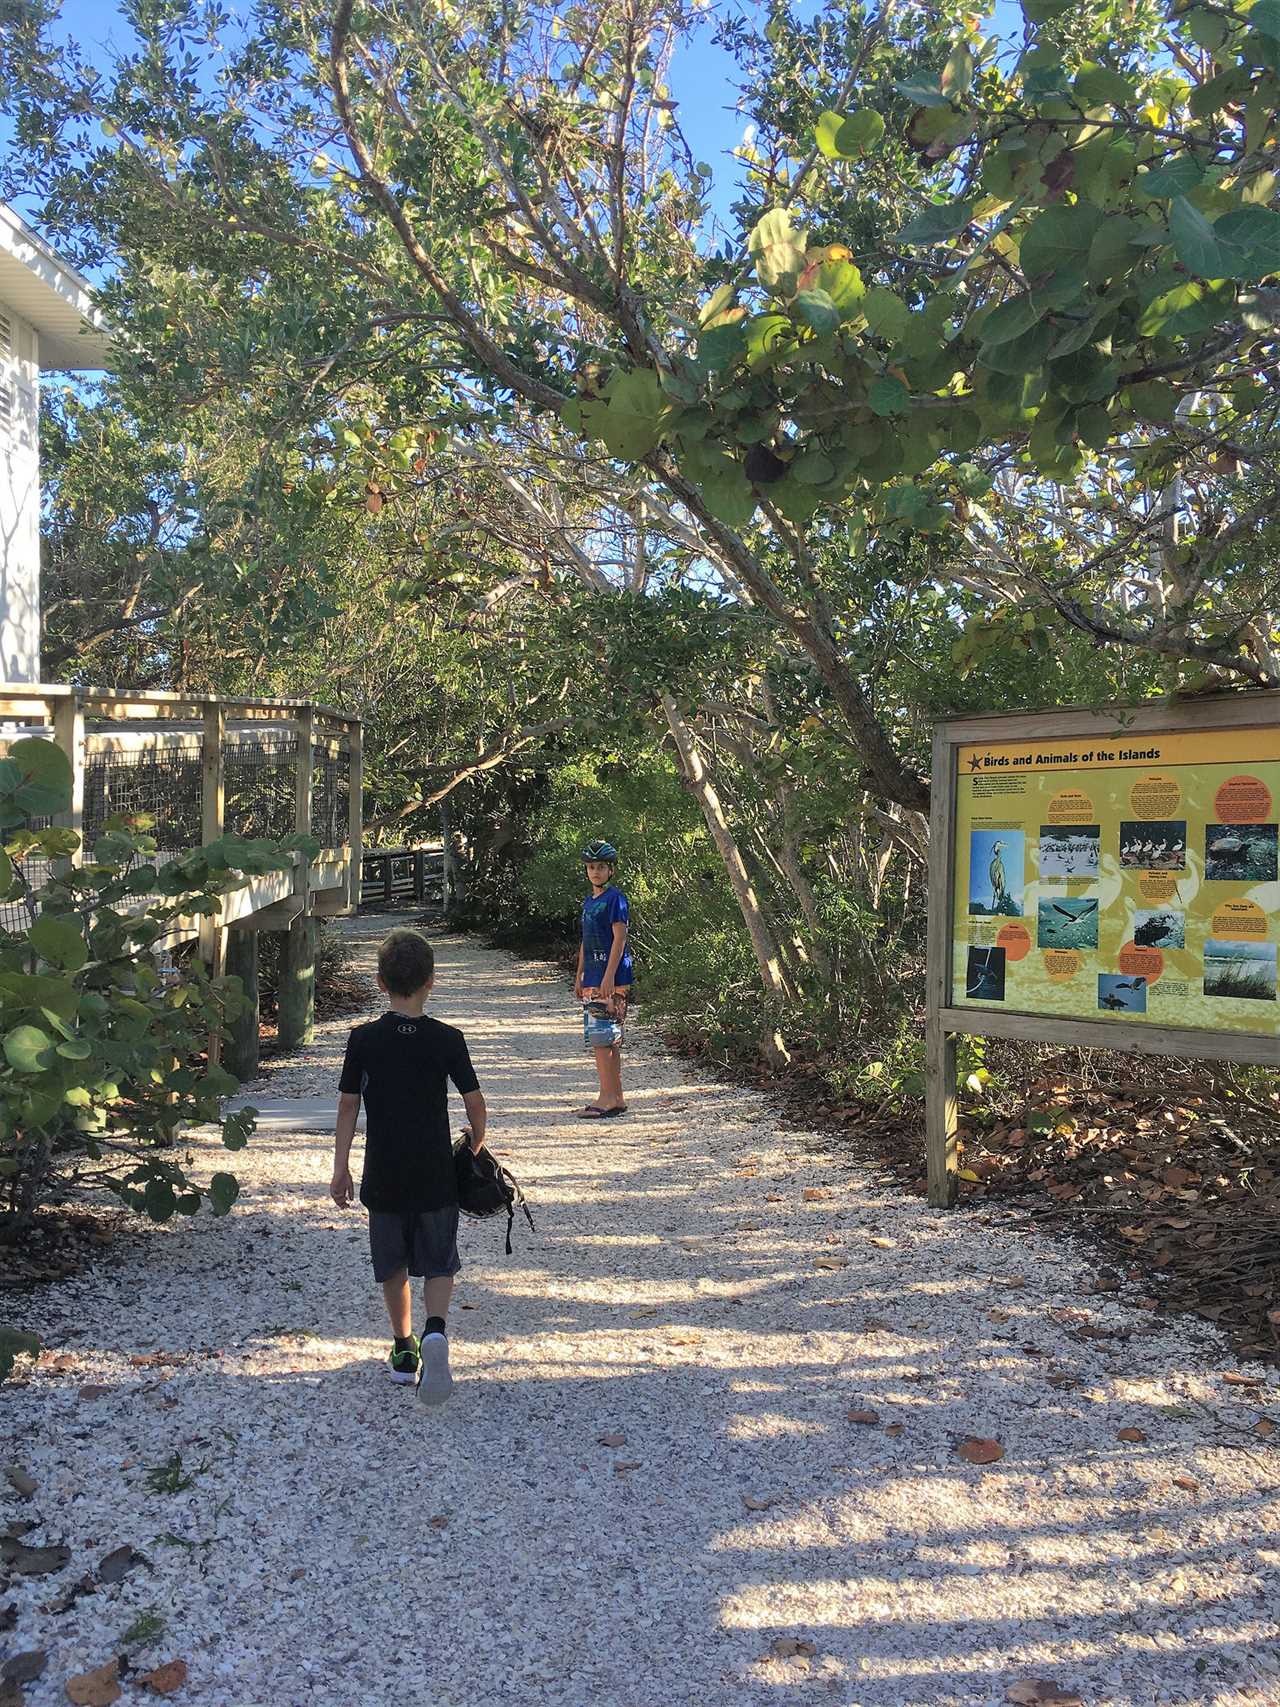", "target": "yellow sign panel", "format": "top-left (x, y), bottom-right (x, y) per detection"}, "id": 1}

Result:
top-left (952, 726), bottom-right (1280, 1035)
